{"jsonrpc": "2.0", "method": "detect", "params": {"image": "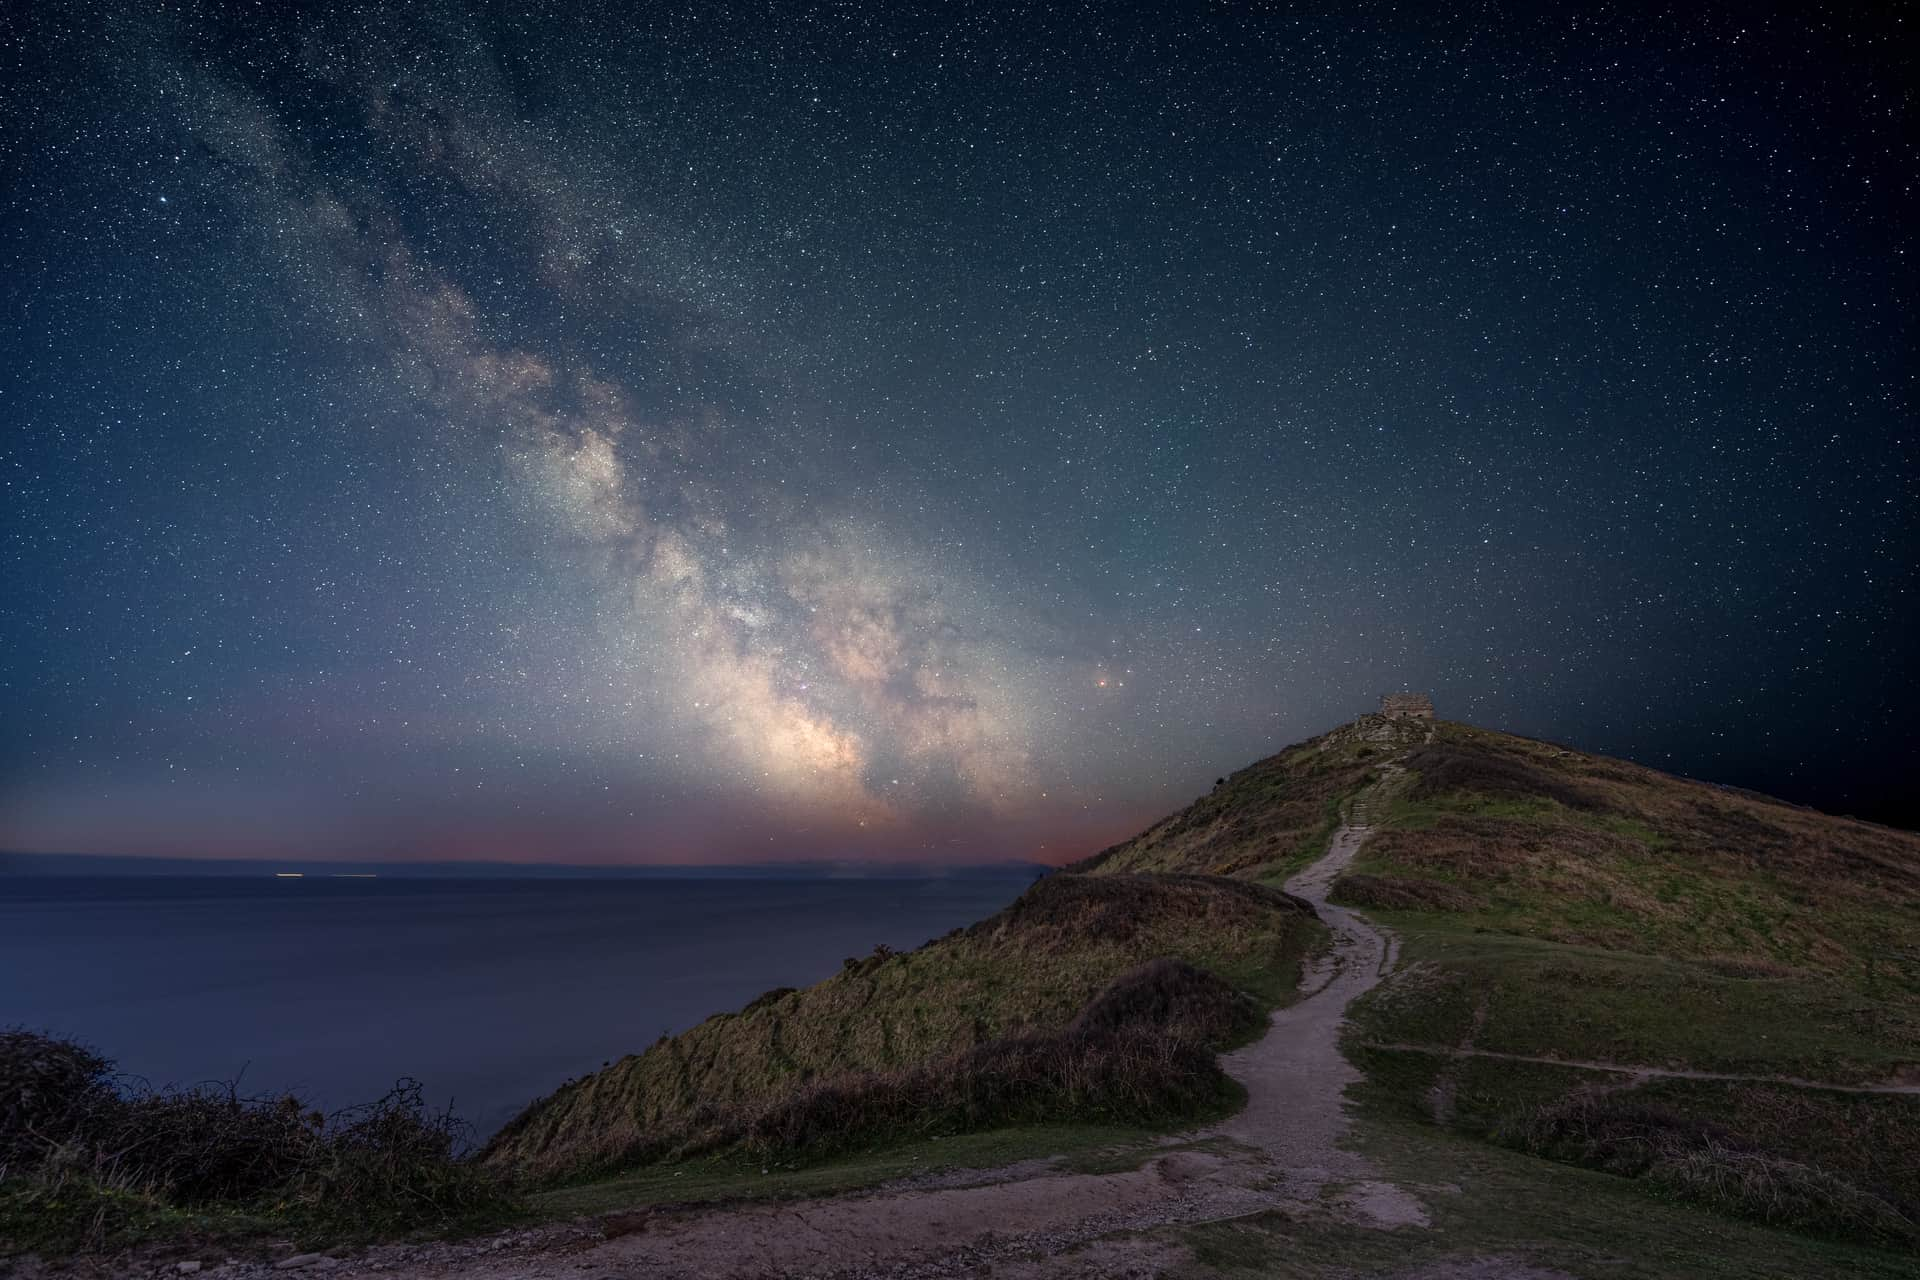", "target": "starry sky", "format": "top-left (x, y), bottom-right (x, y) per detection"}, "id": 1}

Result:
top-left (2, 2), bottom-right (1915, 865)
